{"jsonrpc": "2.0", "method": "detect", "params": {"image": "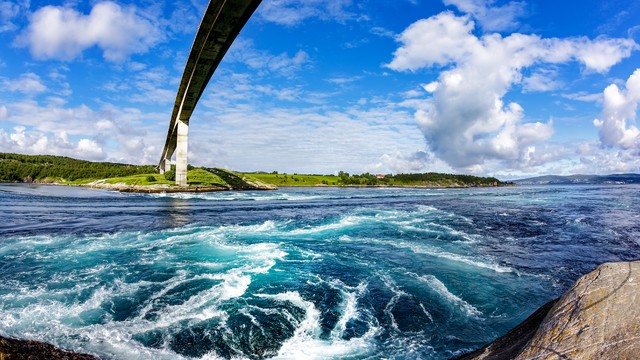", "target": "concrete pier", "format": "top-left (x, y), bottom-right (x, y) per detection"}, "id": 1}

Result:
top-left (175, 120), bottom-right (189, 187)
